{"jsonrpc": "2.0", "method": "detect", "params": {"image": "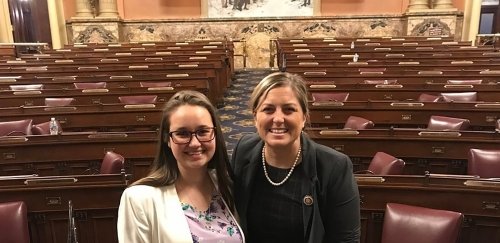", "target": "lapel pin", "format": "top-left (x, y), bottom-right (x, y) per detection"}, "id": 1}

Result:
top-left (303, 195), bottom-right (313, 206)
